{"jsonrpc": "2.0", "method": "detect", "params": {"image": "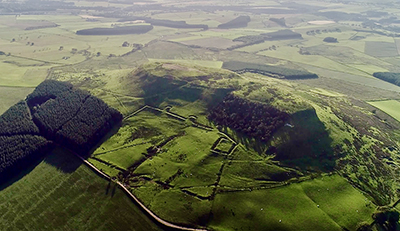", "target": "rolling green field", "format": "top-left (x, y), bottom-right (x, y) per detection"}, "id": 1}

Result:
top-left (2, 0), bottom-right (400, 230)
top-left (147, 58), bottom-right (223, 69)
top-left (0, 86), bottom-right (34, 114)
top-left (84, 68), bottom-right (384, 229)
top-left (0, 148), bottom-right (162, 231)
top-left (365, 41), bottom-right (399, 57)
top-left (210, 175), bottom-right (374, 231)
top-left (368, 100), bottom-right (400, 122)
